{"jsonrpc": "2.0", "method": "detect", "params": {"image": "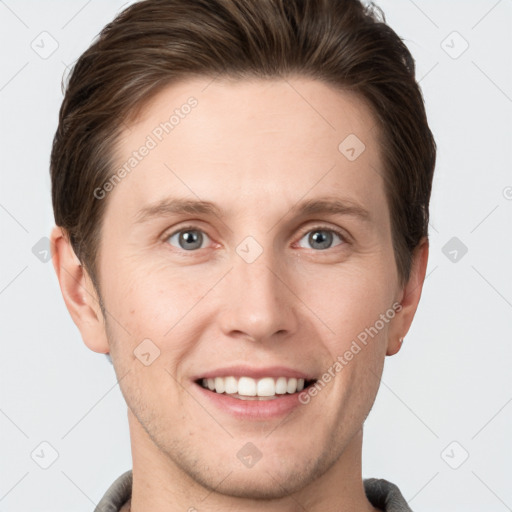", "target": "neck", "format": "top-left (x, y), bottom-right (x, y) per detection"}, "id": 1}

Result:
top-left (125, 408), bottom-right (379, 512)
